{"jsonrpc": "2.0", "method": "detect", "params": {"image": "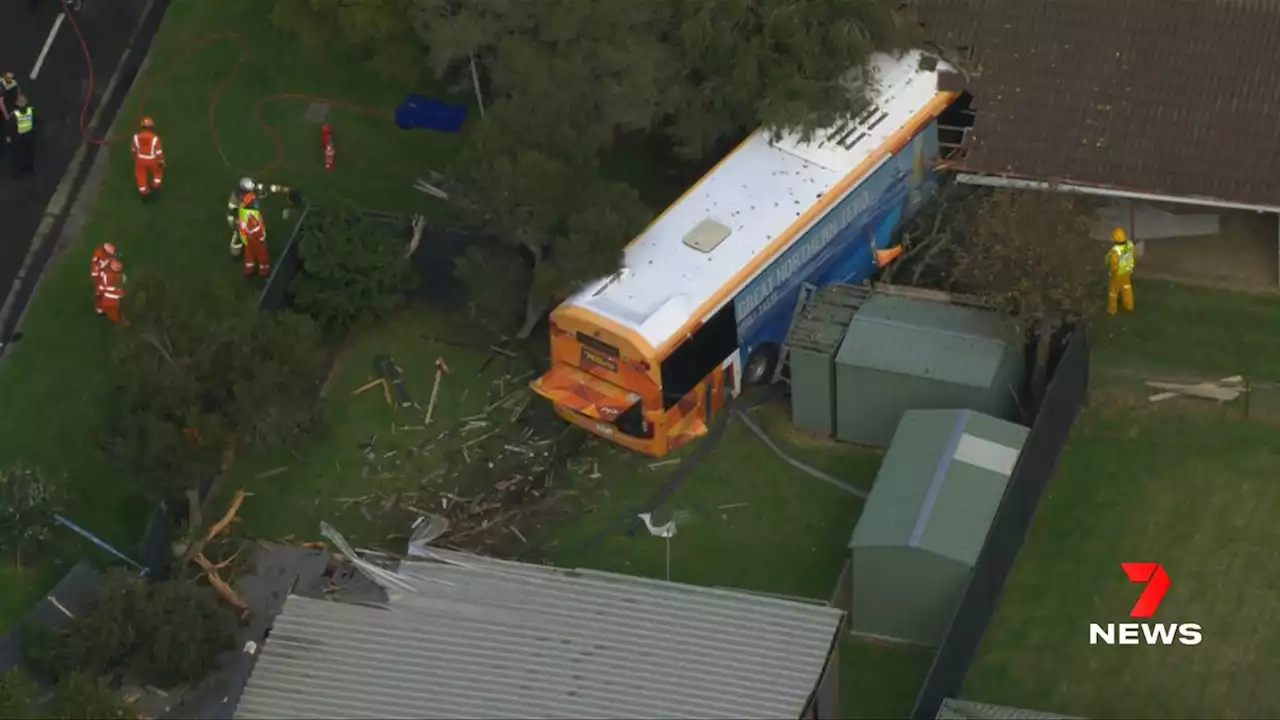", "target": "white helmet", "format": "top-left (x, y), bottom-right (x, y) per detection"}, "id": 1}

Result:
top-left (239, 177), bottom-right (256, 192)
